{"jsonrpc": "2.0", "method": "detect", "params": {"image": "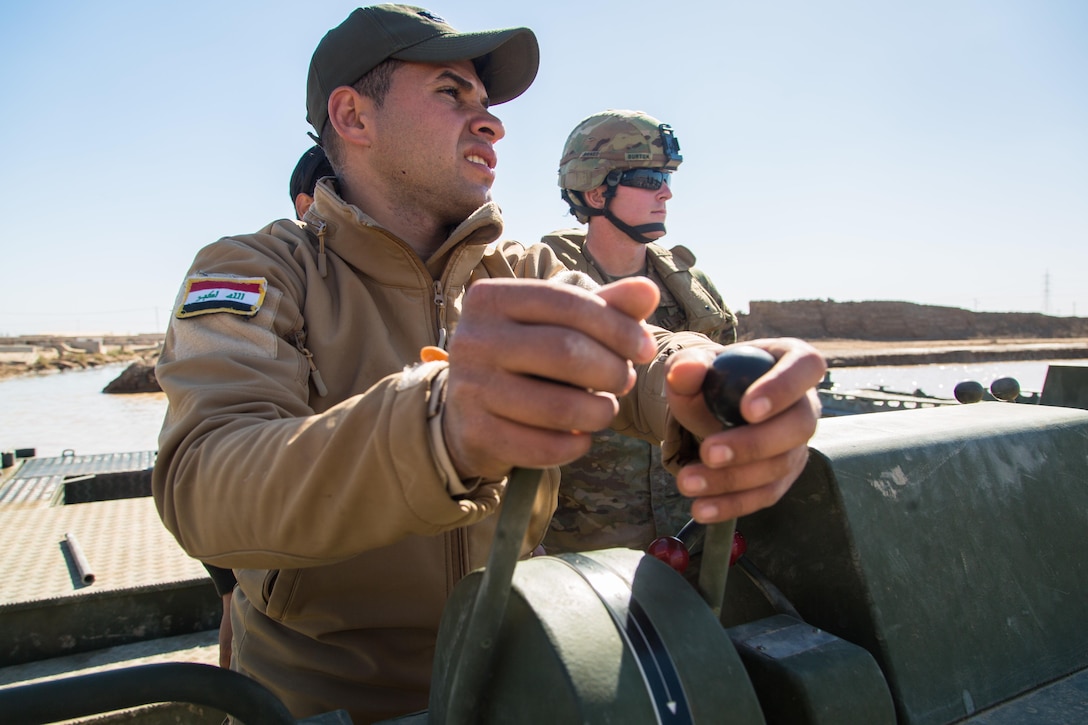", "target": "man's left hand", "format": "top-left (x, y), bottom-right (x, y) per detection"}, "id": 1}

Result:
top-left (665, 338), bottom-right (826, 523)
